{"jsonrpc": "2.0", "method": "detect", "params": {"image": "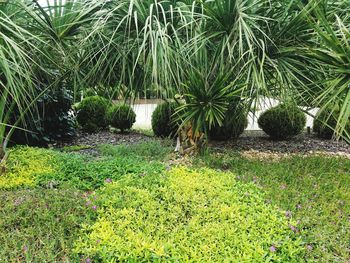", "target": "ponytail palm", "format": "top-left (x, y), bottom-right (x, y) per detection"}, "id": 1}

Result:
top-left (309, 7), bottom-right (350, 141)
top-left (0, 0), bottom-right (101, 168)
top-left (1, 0), bottom-right (350, 162)
top-left (0, 1), bottom-right (44, 167)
